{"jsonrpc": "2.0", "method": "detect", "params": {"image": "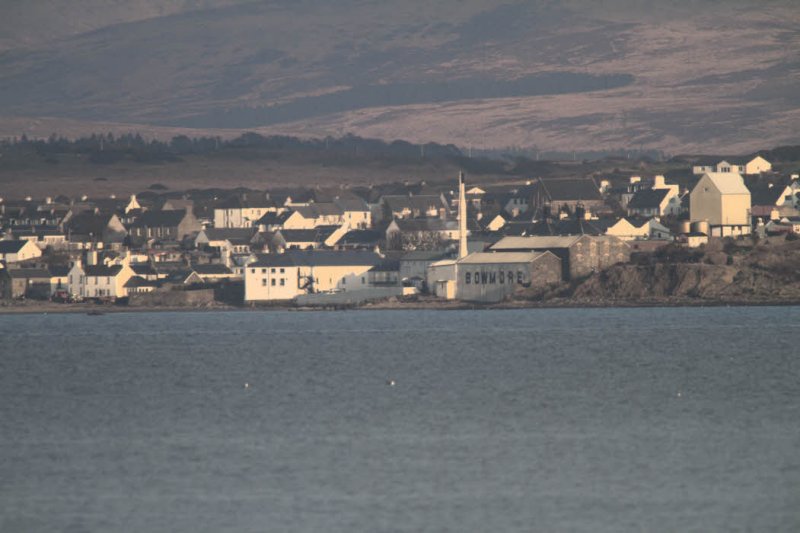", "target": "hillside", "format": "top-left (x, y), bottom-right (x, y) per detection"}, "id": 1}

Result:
top-left (0, 0), bottom-right (798, 153)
